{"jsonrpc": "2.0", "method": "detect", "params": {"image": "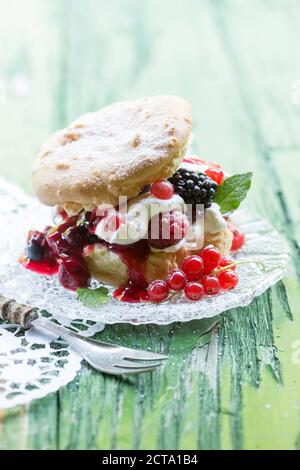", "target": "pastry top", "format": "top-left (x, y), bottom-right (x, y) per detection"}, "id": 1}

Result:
top-left (32, 95), bottom-right (192, 208)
